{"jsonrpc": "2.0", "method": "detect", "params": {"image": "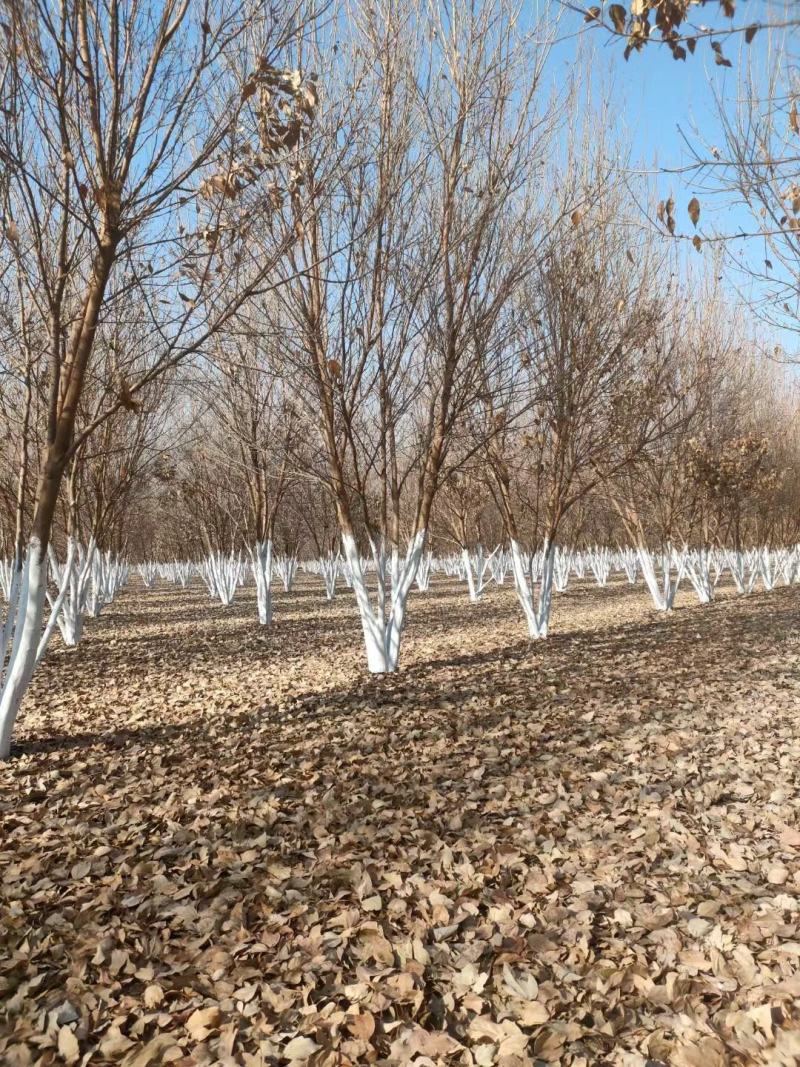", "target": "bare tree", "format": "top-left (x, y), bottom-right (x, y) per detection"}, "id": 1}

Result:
top-left (485, 203), bottom-right (683, 636)
top-left (205, 313), bottom-right (299, 622)
top-left (270, 0), bottom-right (564, 670)
top-left (0, 0), bottom-right (318, 757)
